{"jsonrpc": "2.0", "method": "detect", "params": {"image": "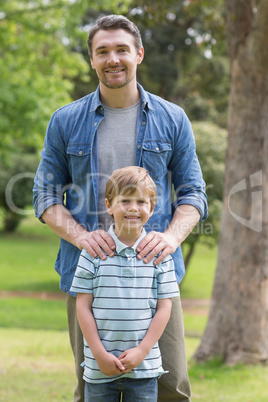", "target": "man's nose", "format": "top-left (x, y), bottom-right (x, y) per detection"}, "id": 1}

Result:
top-left (107, 51), bottom-right (119, 64)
